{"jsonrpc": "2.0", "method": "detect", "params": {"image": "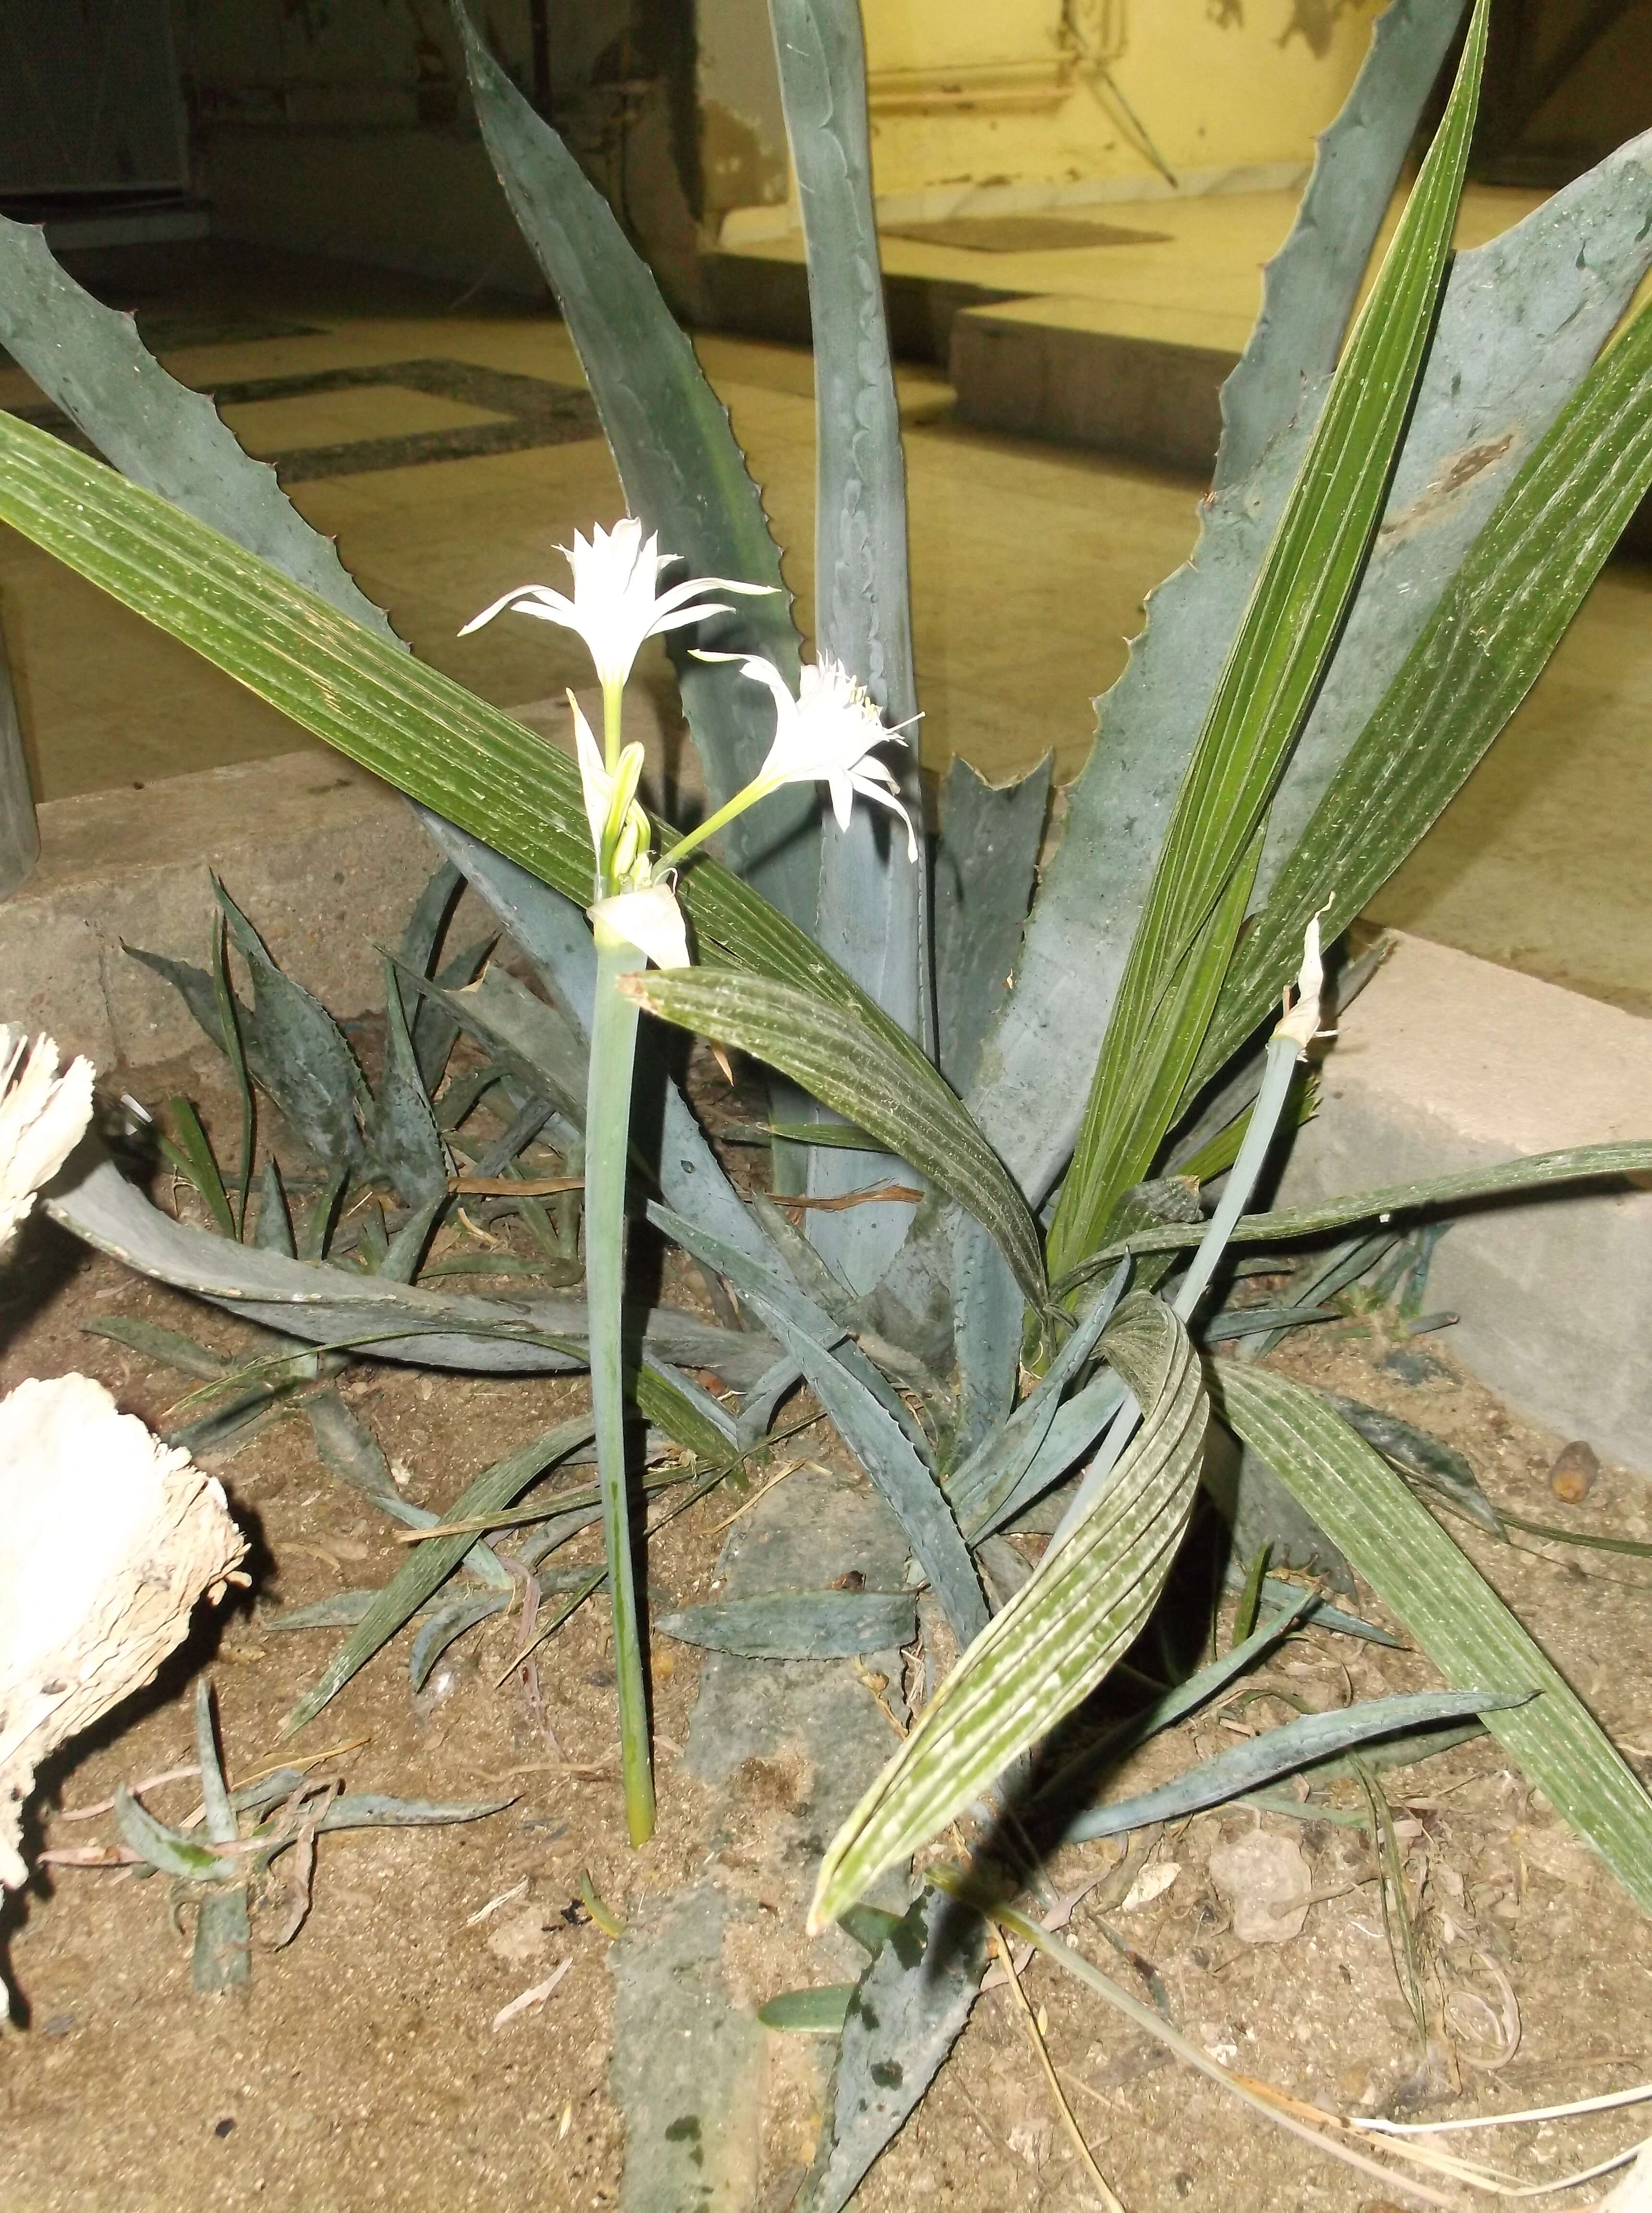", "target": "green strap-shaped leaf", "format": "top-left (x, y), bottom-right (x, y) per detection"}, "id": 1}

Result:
top-left (1215, 1362), bottom-right (1652, 1914)
top-left (1071, 1138), bottom-right (1652, 1275)
top-left (1048, 0), bottom-right (1488, 1277)
top-left (0, 213), bottom-right (397, 638)
top-left (810, 1293), bottom-right (1206, 1928)
top-left (626, 967), bottom-right (1046, 1311)
top-left (1190, 296), bottom-right (1652, 1093)
top-left (450, 3), bottom-right (818, 935)
top-left (1214, 0), bottom-right (1469, 490)
top-left (0, 408), bottom-right (904, 1053)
